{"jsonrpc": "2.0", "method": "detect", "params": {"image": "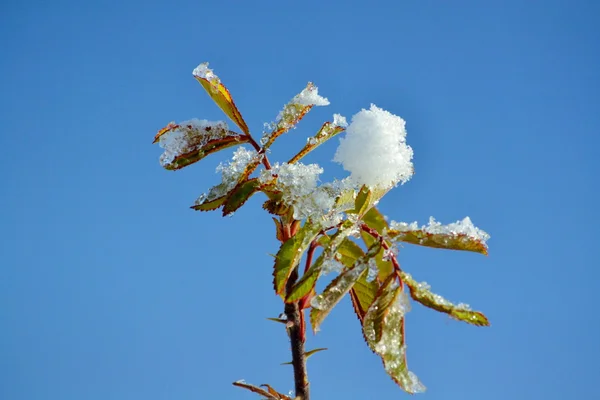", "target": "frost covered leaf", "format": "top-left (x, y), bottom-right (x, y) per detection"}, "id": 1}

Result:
top-left (193, 62), bottom-right (250, 135)
top-left (288, 116), bottom-right (347, 164)
top-left (389, 217), bottom-right (490, 255)
top-left (309, 262), bottom-right (368, 332)
top-left (232, 381), bottom-right (284, 400)
top-left (261, 82), bottom-right (329, 149)
top-left (399, 272), bottom-right (490, 326)
top-left (273, 221), bottom-right (322, 295)
top-left (190, 194), bottom-right (227, 211)
top-left (363, 276), bottom-right (425, 394)
top-left (222, 178), bottom-right (261, 216)
top-left (310, 242), bottom-right (381, 332)
top-left (361, 207), bottom-right (394, 281)
top-left (190, 181), bottom-right (231, 211)
top-left (154, 120), bottom-right (249, 170)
